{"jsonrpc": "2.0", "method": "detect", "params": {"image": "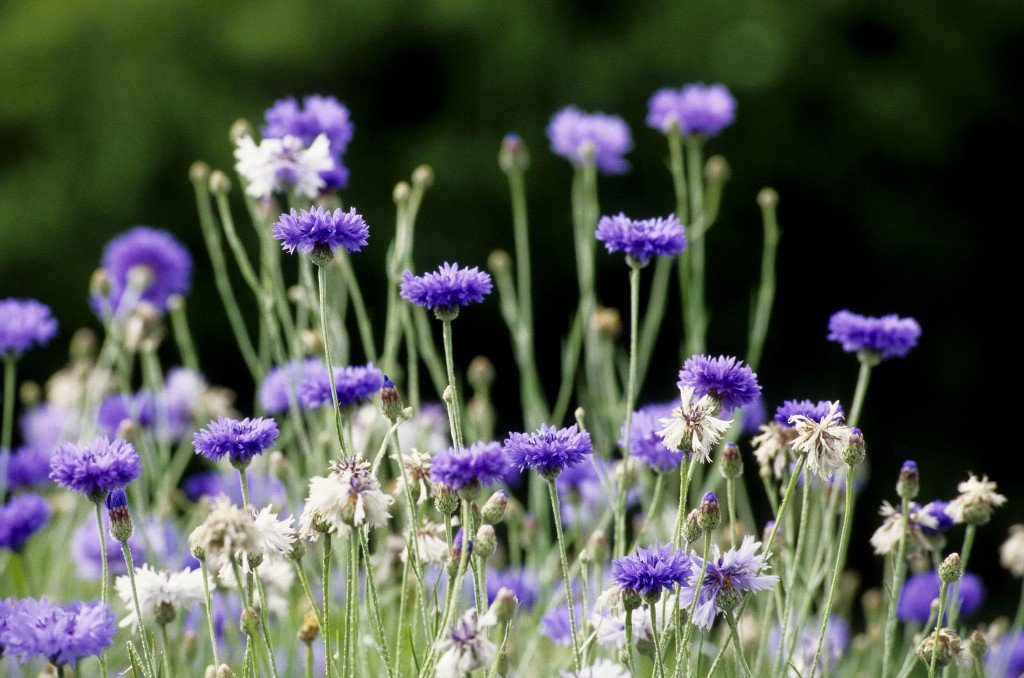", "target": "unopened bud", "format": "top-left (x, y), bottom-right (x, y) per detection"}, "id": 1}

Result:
top-left (435, 484), bottom-right (459, 515)
top-left (90, 269), bottom-right (112, 300)
top-left (684, 509), bottom-right (704, 543)
top-left (105, 488), bottom-right (134, 542)
top-left (698, 491), bottom-right (721, 531)
top-left (229, 118), bottom-right (253, 143)
top-left (240, 607), bottom-right (260, 637)
top-left (587, 531), bottom-right (609, 563)
top-left (897, 460), bottom-right (919, 500)
top-left (594, 306), bottom-right (621, 337)
top-left (715, 580), bottom-right (743, 612)
top-left (968, 630), bottom-right (987, 660)
top-left (298, 610), bottom-right (320, 645)
top-left (209, 170), bottom-right (232, 195)
top-left (499, 133), bottom-right (530, 174)
top-left (474, 524), bottom-right (496, 559)
top-left (492, 587), bottom-right (518, 624)
top-left (939, 553), bottom-right (962, 584)
top-left (719, 442), bottom-right (743, 478)
top-left (380, 376), bottom-right (404, 423)
top-left (705, 155), bottom-right (730, 183)
top-left (487, 249), bottom-right (511, 275)
top-left (19, 381), bottom-right (41, 407)
top-left (289, 538), bottom-right (306, 561)
top-left (757, 187), bottom-right (779, 209)
top-left (622, 588), bottom-right (643, 612)
top-left (70, 328), bottom-right (98, 361)
top-left (467, 356), bottom-right (495, 390)
top-left (393, 181), bottom-right (411, 204)
top-left (481, 490), bottom-right (509, 525)
top-left (412, 165), bottom-right (434, 188)
top-left (216, 664), bottom-right (237, 678)
top-left (915, 628), bottom-right (961, 669)
top-left (190, 161), bottom-right (211, 185)
top-left (268, 451), bottom-right (289, 483)
top-left (843, 428), bottom-right (866, 466)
